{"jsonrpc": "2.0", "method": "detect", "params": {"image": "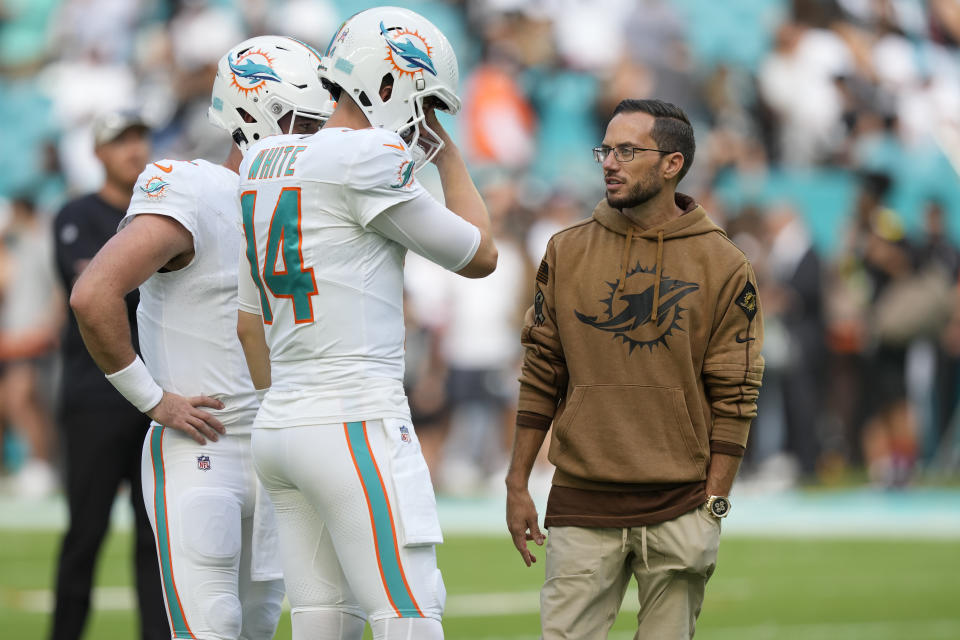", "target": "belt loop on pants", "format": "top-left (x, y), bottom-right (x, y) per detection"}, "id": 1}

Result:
top-left (621, 527), bottom-right (628, 553)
